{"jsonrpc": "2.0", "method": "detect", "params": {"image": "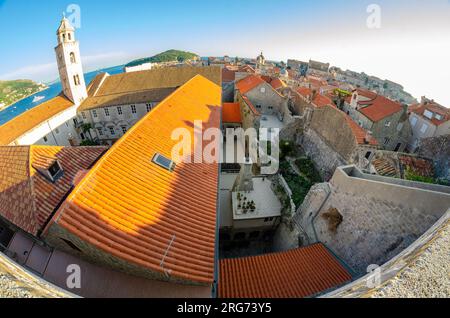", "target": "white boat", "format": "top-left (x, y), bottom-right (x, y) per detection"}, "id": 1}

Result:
top-left (32, 95), bottom-right (45, 103)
